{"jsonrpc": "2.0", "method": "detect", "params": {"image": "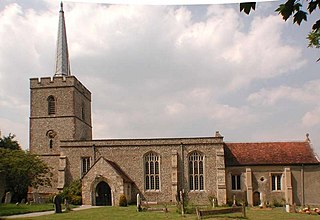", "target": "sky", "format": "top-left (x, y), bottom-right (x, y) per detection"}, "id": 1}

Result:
top-left (0, 0), bottom-right (319, 155)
